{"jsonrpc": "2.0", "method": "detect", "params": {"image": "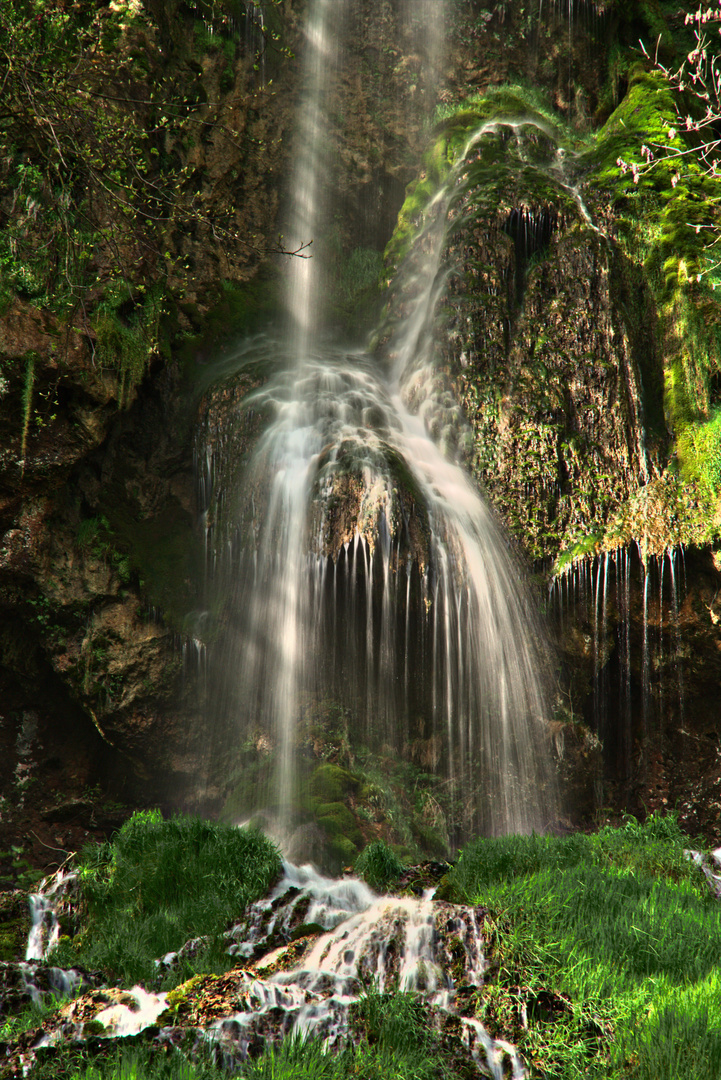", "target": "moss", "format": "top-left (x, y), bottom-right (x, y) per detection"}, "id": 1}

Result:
top-left (327, 834), bottom-right (359, 871)
top-left (604, 471), bottom-right (713, 555)
top-left (308, 764), bottom-right (359, 803)
top-left (555, 532), bottom-right (604, 575)
top-left (677, 411), bottom-right (721, 507)
top-left (583, 63), bottom-right (721, 552)
top-left (0, 892), bottom-right (29, 962)
top-left (385, 85), bottom-right (572, 276)
top-left (315, 802), bottom-right (363, 848)
top-left (163, 973), bottom-right (211, 1017)
top-left (178, 265), bottom-right (283, 367)
top-left (383, 138), bottom-right (451, 272)
top-left (93, 285), bottom-right (164, 408)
